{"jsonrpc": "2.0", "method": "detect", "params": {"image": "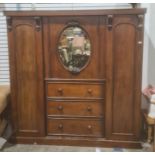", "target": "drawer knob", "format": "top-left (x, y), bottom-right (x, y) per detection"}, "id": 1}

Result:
top-left (58, 124), bottom-right (63, 129)
top-left (87, 106), bottom-right (92, 111)
top-left (87, 89), bottom-right (92, 94)
top-left (57, 88), bottom-right (63, 94)
top-left (57, 105), bottom-right (63, 111)
top-left (88, 125), bottom-right (92, 130)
